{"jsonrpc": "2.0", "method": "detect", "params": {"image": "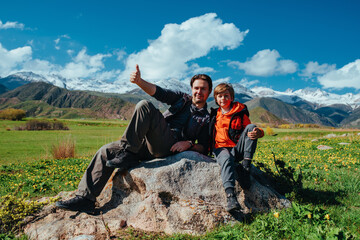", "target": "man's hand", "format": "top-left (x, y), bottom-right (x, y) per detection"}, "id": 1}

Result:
top-left (130, 64), bottom-right (141, 85)
top-left (247, 127), bottom-right (262, 140)
top-left (170, 141), bottom-right (192, 153)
